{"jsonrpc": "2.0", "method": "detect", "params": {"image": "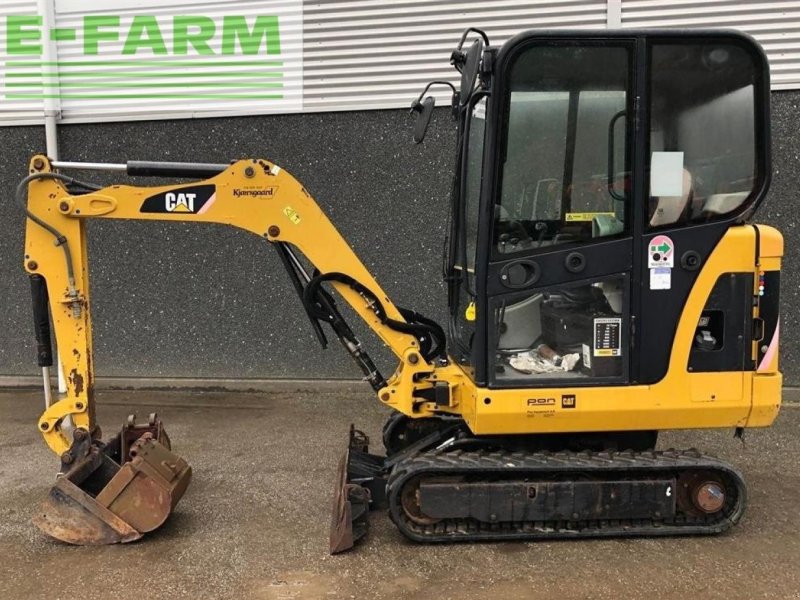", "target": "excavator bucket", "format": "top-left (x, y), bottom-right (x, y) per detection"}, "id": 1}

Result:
top-left (329, 426), bottom-right (386, 554)
top-left (33, 414), bottom-right (191, 545)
